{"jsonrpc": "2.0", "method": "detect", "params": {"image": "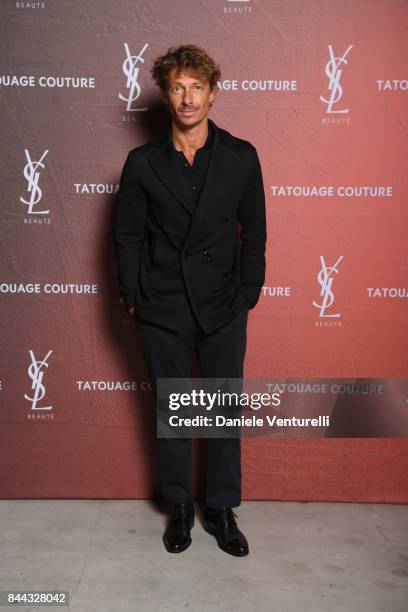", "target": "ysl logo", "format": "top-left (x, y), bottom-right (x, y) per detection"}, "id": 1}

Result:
top-left (313, 256), bottom-right (344, 317)
top-left (20, 149), bottom-right (50, 214)
top-left (24, 350), bottom-right (53, 410)
top-left (119, 42), bottom-right (149, 112)
top-left (320, 45), bottom-right (353, 113)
